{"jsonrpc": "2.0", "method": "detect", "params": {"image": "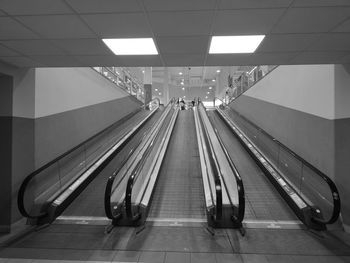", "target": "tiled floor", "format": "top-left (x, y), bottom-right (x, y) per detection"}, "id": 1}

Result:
top-left (1, 223), bottom-right (350, 262)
